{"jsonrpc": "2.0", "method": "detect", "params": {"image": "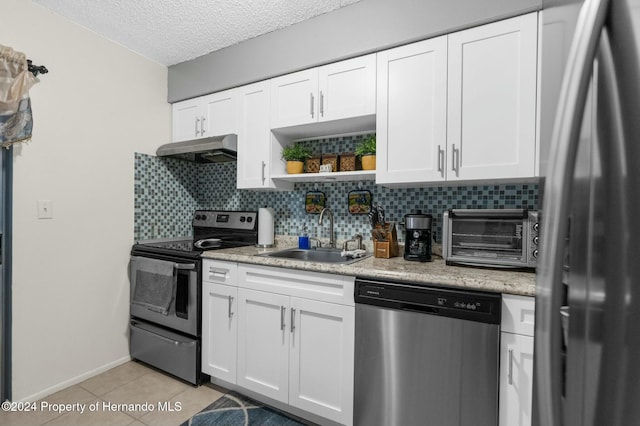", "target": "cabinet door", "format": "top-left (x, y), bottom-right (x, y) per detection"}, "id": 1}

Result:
top-left (172, 98), bottom-right (201, 142)
top-left (319, 54), bottom-right (376, 122)
top-left (499, 332), bottom-right (534, 426)
top-left (447, 13), bottom-right (538, 181)
top-left (502, 294), bottom-right (536, 337)
top-left (376, 37), bottom-right (448, 184)
top-left (202, 283), bottom-right (237, 383)
top-left (237, 288), bottom-right (290, 403)
top-left (201, 88), bottom-right (237, 137)
top-left (289, 297), bottom-right (355, 425)
top-left (270, 68), bottom-right (319, 128)
top-left (236, 81), bottom-right (272, 189)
